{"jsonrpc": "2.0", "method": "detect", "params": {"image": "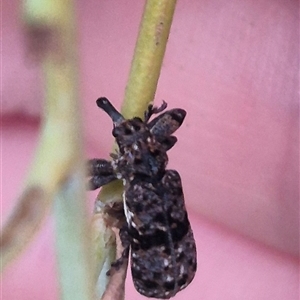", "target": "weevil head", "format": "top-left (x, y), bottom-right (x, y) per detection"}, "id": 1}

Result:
top-left (96, 97), bottom-right (153, 150)
top-left (113, 118), bottom-right (168, 177)
top-left (96, 98), bottom-right (169, 176)
top-left (112, 117), bottom-right (149, 148)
